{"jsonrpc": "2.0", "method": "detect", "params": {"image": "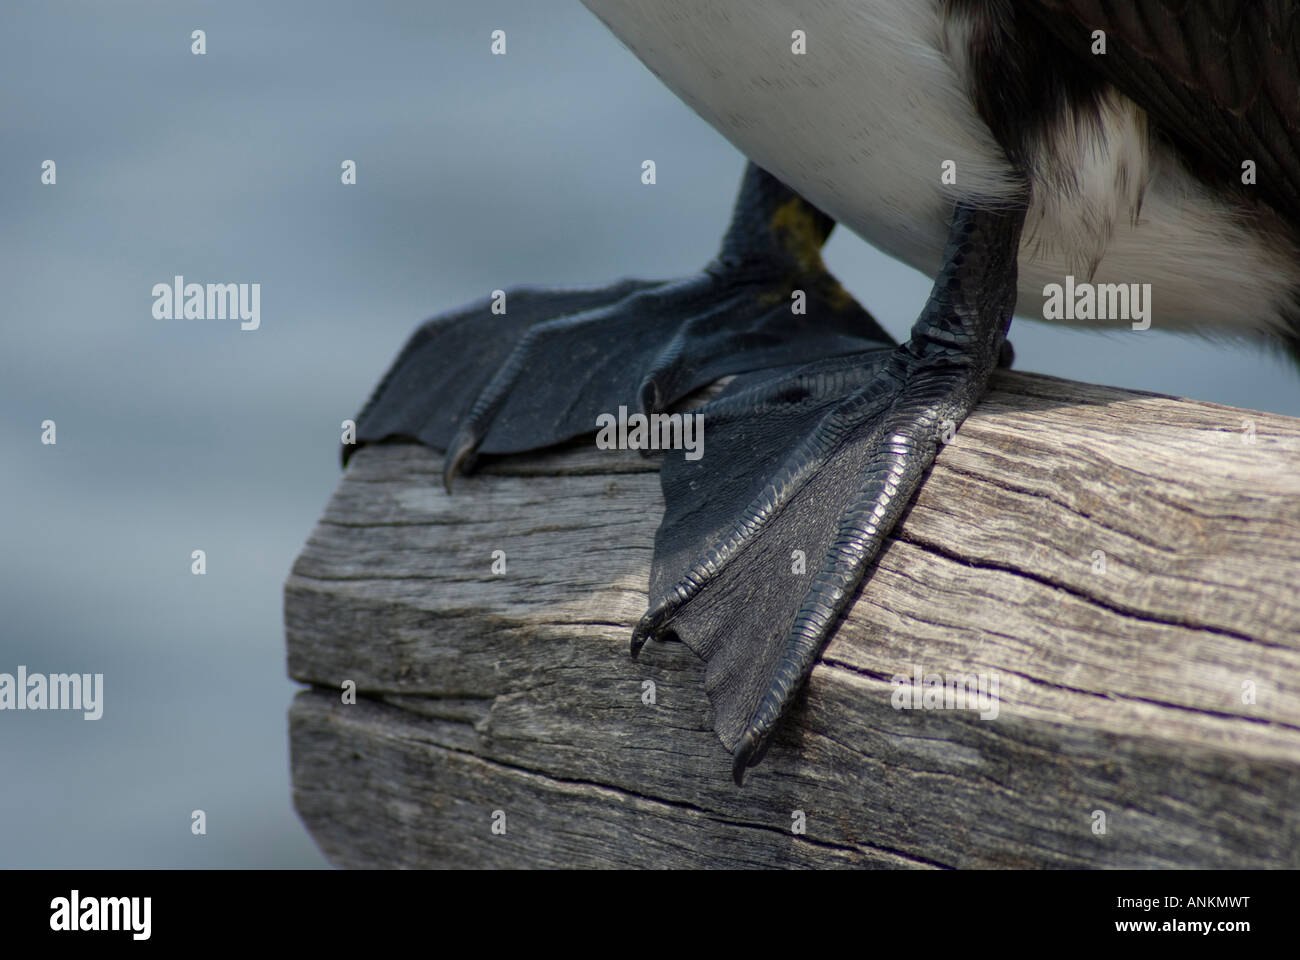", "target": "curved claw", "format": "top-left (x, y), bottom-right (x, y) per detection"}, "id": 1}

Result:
top-left (442, 428), bottom-right (480, 494)
top-left (634, 378), bottom-right (663, 460)
top-left (731, 728), bottom-right (772, 786)
top-left (732, 737), bottom-right (756, 786)
top-left (629, 617), bottom-right (655, 659)
top-left (638, 377), bottom-right (662, 417)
